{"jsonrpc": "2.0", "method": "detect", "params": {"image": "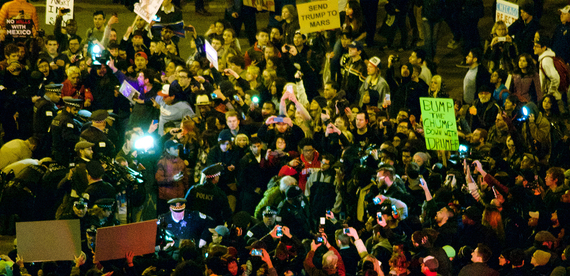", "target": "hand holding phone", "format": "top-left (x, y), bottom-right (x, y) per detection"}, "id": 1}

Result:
top-left (276, 226), bottom-right (283, 237)
top-left (251, 249), bottom-right (263, 256)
